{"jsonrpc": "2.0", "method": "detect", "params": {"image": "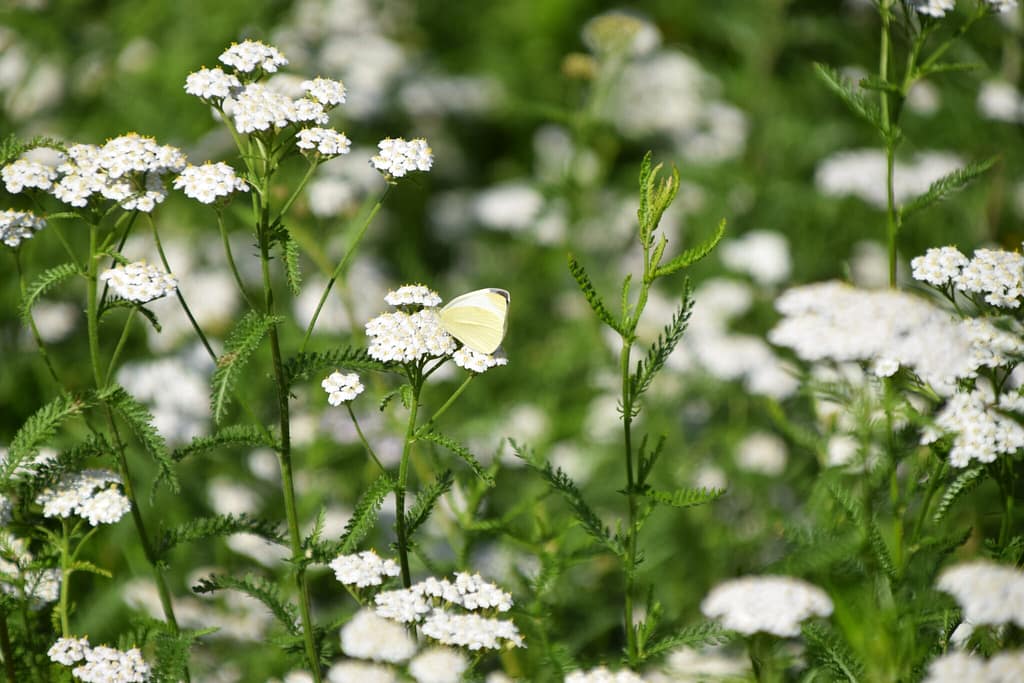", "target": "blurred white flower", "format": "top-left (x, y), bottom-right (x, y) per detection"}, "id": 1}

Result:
top-left (701, 575), bottom-right (833, 636)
